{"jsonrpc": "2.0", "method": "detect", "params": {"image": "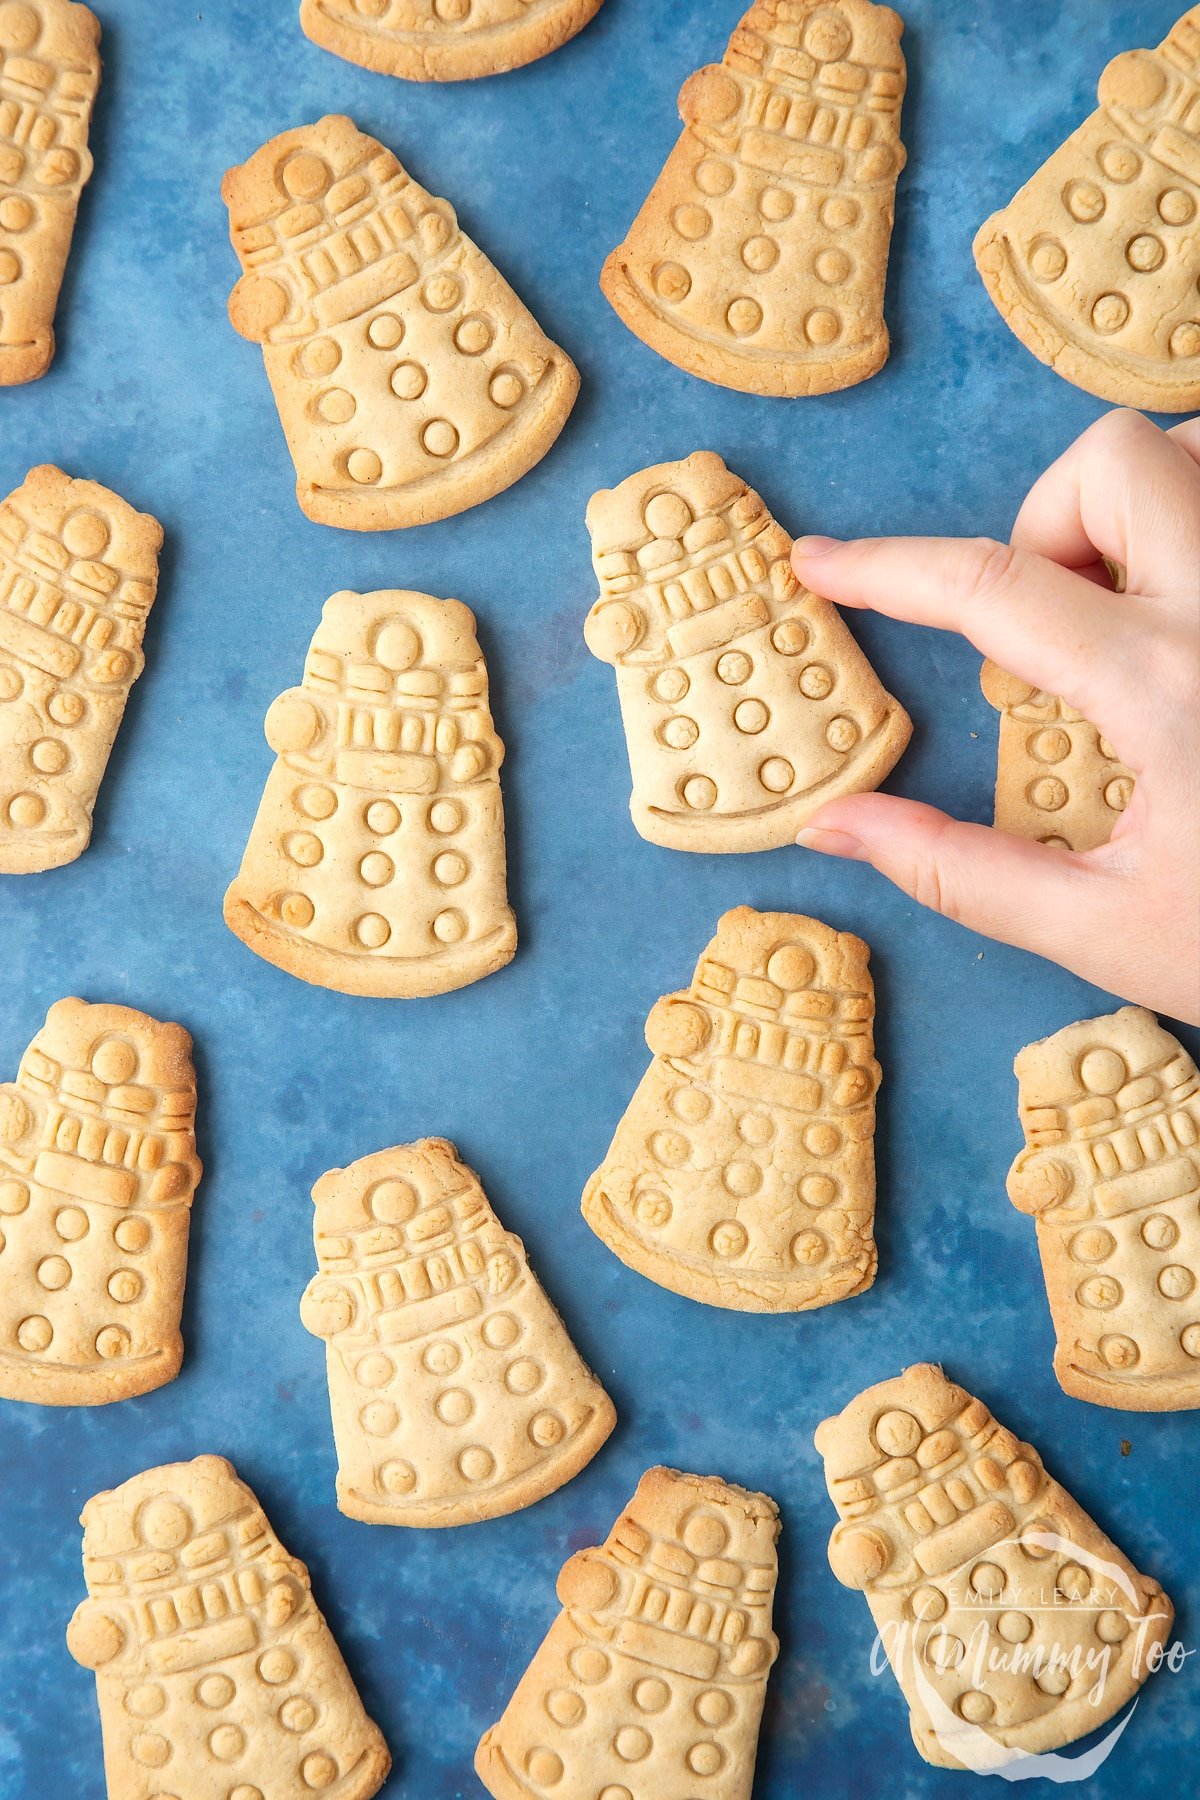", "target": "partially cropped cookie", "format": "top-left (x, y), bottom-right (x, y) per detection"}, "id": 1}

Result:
top-left (0, 999), bottom-right (200, 1406)
top-left (66, 1455), bottom-right (391, 1800)
top-left (816, 1363), bottom-right (1174, 1768)
top-left (583, 906), bottom-right (880, 1311)
top-left (476, 1465), bottom-right (779, 1799)
top-left (0, 0), bottom-right (101, 385)
top-left (981, 662), bottom-right (1133, 851)
top-left (585, 452), bottom-right (910, 851)
top-left (1008, 1006), bottom-right (1200, 1411)
top-left (224, 589), bottom-right (516, 997)
top-left (301, 1138), bottom-right (615, 1525)
top-left (300, 0), bottom-right (605, 82)
top-left (974, 8), bottom-right (1200, 410)
top-left (601, 1), bottom-right (907, 395)
top-left (223, 114), bottom-right (578, 528)
top-left (0, 466), bottom-right (162, 872)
